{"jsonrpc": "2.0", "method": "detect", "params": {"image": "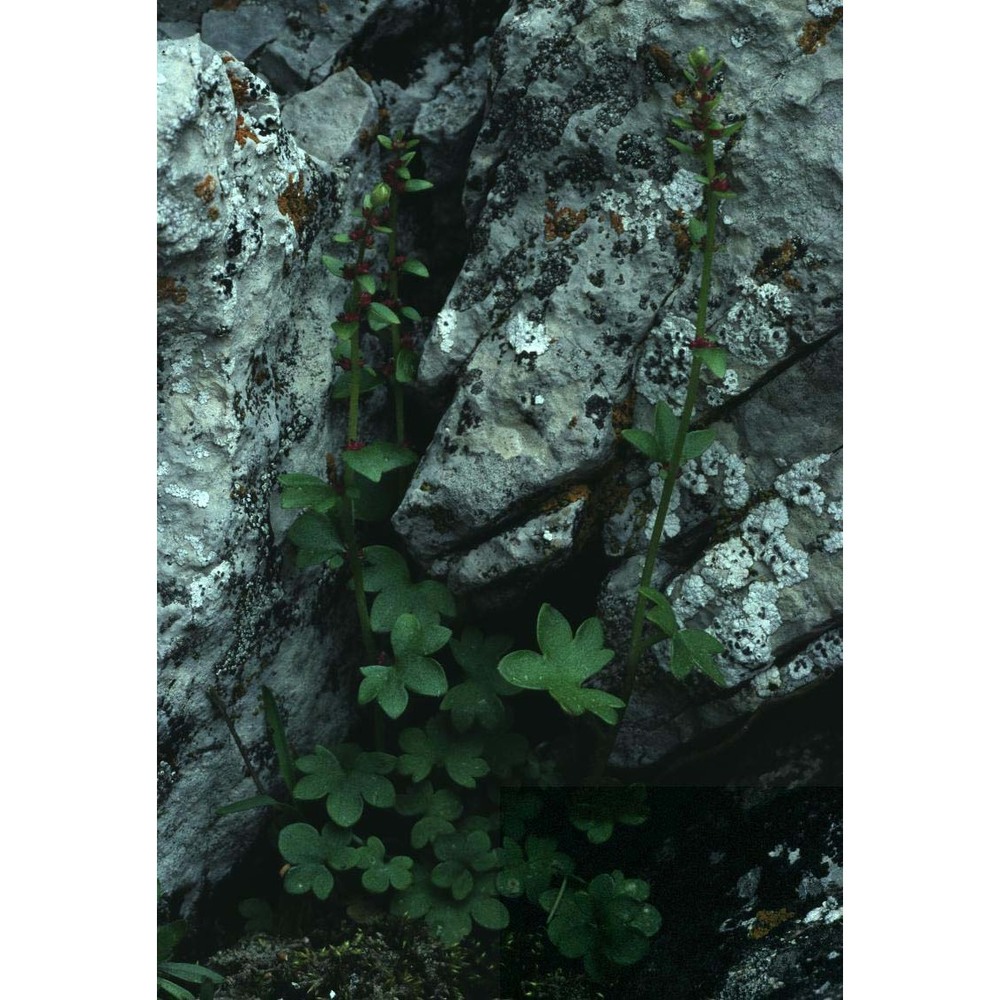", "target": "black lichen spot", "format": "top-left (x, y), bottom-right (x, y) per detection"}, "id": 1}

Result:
top-left (616, 133), bottom-right (656, 169)
top-left (588, 269), bottom-right (605, 288)
top-left (225, 225), bottom-right (243, 258)
top-left (585, 393), bottom-right (611, 430)
top-left (457, 399), bottom-right (482, 435)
